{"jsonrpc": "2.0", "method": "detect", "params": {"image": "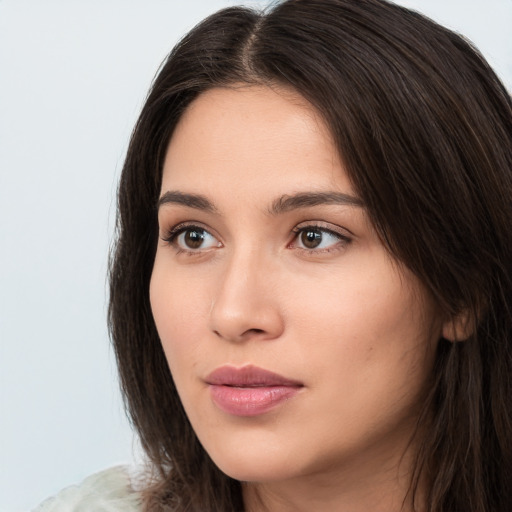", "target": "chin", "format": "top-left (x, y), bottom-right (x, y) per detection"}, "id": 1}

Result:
top-left (214, 457), bottom-right (295, 484)
top-left (200, 433), bottom-right (303, 483)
